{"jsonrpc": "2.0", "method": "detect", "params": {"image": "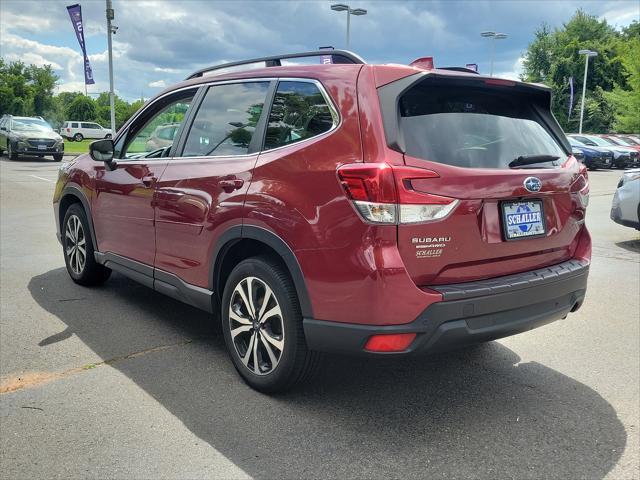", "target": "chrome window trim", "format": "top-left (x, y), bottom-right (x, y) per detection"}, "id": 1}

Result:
top-left (115, 77), bottom-right (341, 161)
